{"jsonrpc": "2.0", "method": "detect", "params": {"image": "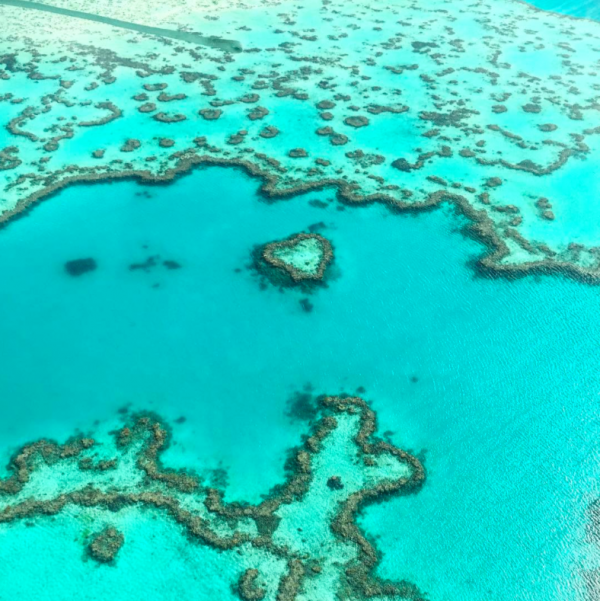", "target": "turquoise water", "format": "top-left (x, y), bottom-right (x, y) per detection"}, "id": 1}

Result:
top-left (2, 0), bottom-right (600, 598)
top-left (4, 0), bottom-right (600, 276)
top-left (528, 0), bottom-right (600, 20)
top-left (1, 166), bottom-right (600, 599)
